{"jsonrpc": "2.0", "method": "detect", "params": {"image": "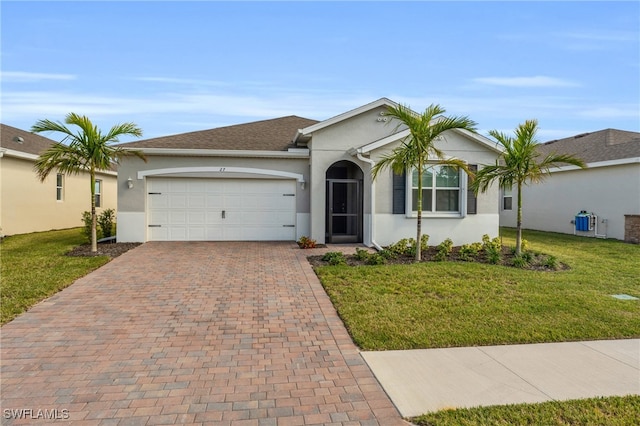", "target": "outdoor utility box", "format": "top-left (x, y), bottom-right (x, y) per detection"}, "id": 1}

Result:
top-left (575, 212), bottom-right (590, 231)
